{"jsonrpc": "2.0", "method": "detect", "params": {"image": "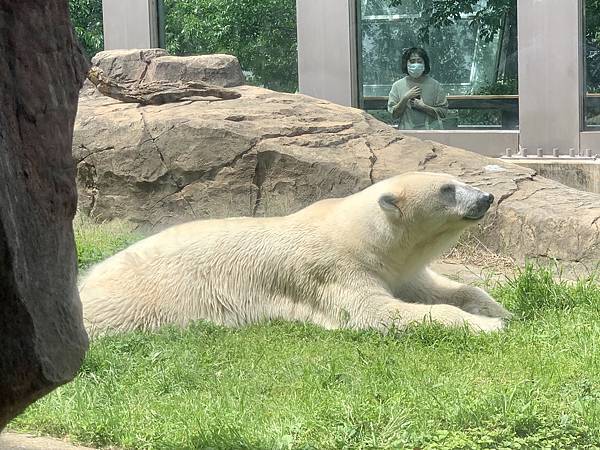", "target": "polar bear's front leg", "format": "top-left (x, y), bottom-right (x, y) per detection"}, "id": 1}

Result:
top-left (344, 296), bottom-right (504, 333)
top-left (398, 268), bottom-right (511, 319)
